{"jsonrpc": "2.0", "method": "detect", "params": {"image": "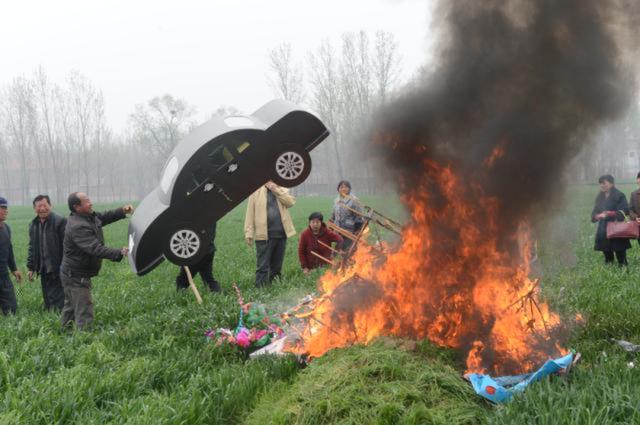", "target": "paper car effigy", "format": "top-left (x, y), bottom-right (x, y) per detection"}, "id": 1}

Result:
top-left (126, 99), bottom-right (330, 275)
